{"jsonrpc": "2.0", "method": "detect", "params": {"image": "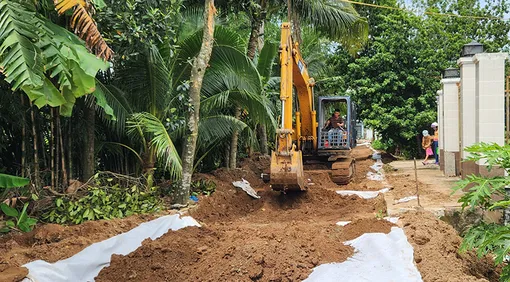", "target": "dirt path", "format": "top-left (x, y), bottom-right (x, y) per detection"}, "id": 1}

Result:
top-left (0, 145), bottom-right (499, 282)
top-left (384, 160), bottom-right (463, 216)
